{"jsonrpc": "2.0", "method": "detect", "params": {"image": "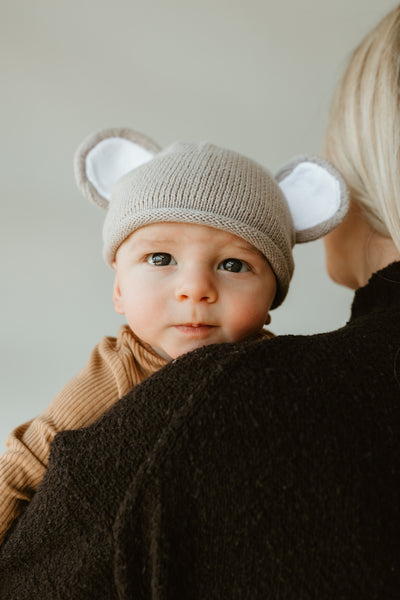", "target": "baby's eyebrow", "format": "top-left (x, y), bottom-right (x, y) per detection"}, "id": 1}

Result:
top-left (132, 237), bottom-right (175, 247)
top-left (234, 243), bottom-right (257, 252)
top-left (229, 242), bottom-right (262, 256)
top-left (129, 236), bottom-right (262, 257)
